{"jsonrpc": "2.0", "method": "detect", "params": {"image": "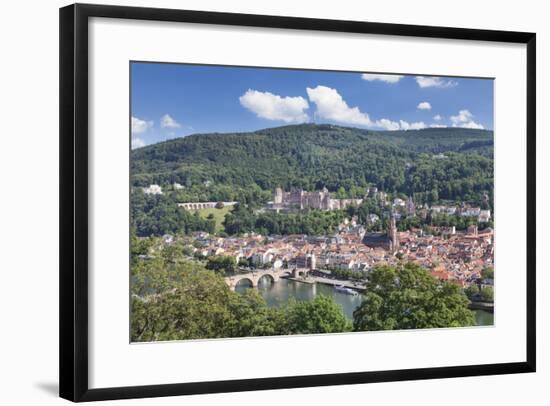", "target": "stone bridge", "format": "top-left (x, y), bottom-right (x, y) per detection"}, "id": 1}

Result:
top-left (225, 268), bottom-right (311, 290)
